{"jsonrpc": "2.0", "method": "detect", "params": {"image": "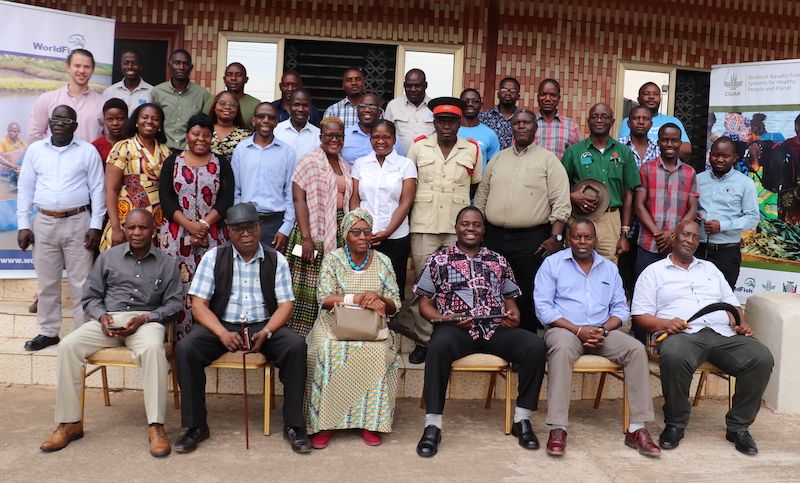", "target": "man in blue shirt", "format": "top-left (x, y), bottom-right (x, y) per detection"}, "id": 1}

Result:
top-left (458, 88), bottom-right (500, 167)
top-left (341, 93), bottom-right (404, 165)
top-left (618, 82), bottom-right (691, 158)
top-left (696, 136), bottom-right (759, 289)
top-left (534, 218), bottom-right (659, 457)
top-left (231, 102), bottom-right (297, 252)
